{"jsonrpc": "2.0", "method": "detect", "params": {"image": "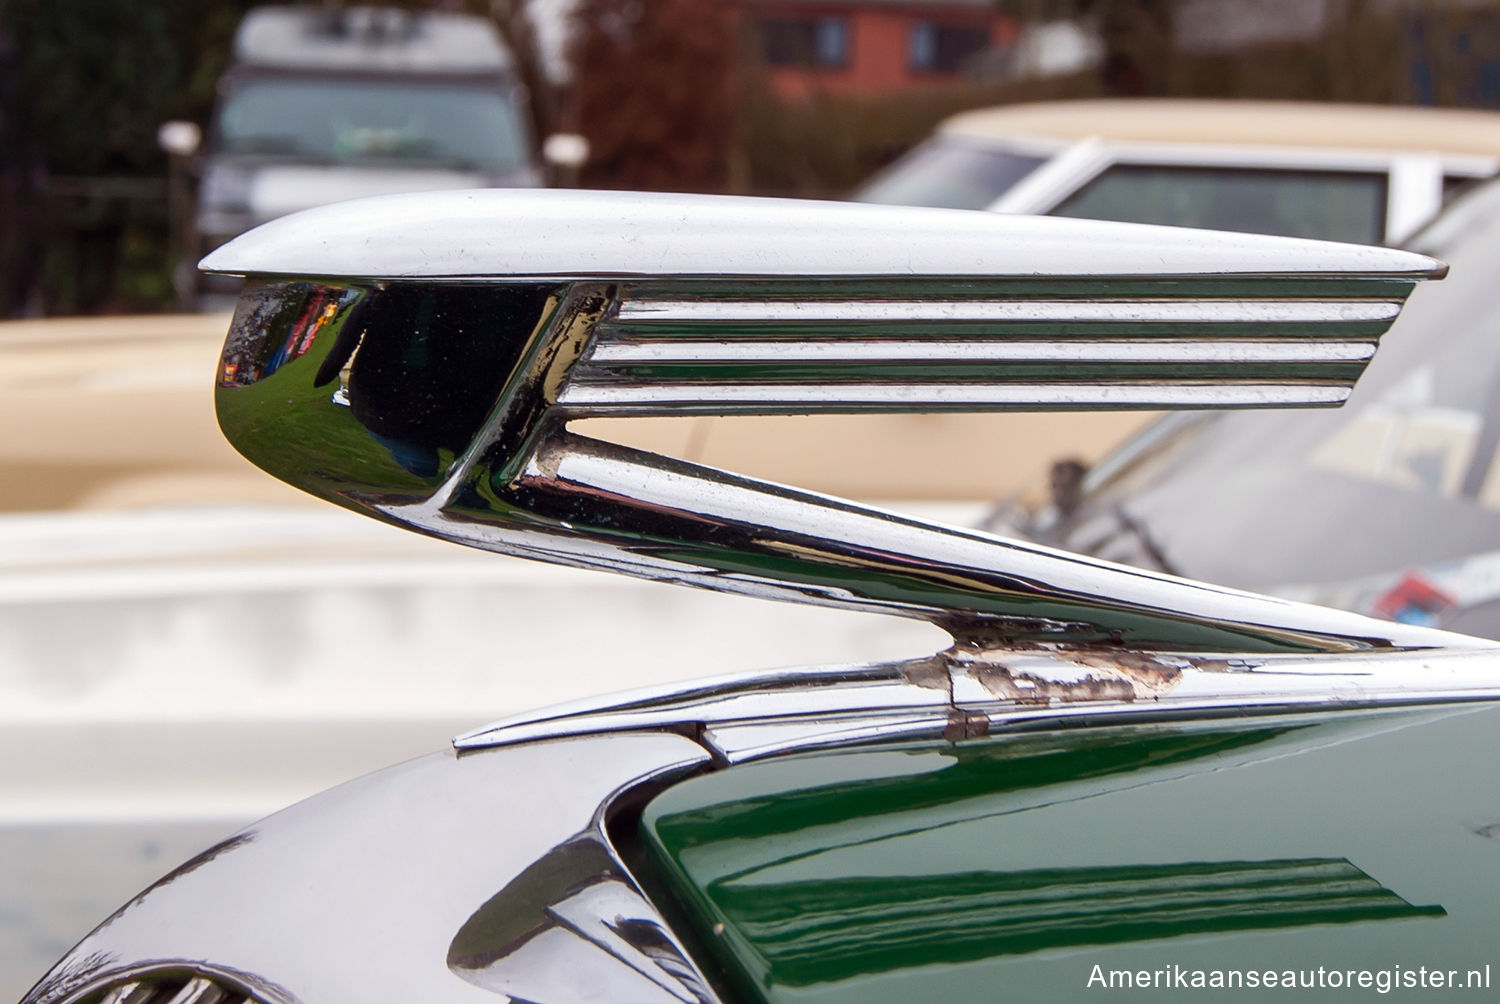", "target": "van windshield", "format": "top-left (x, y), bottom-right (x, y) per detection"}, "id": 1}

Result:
top-left (214, 76), bottom-right (527, 170)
